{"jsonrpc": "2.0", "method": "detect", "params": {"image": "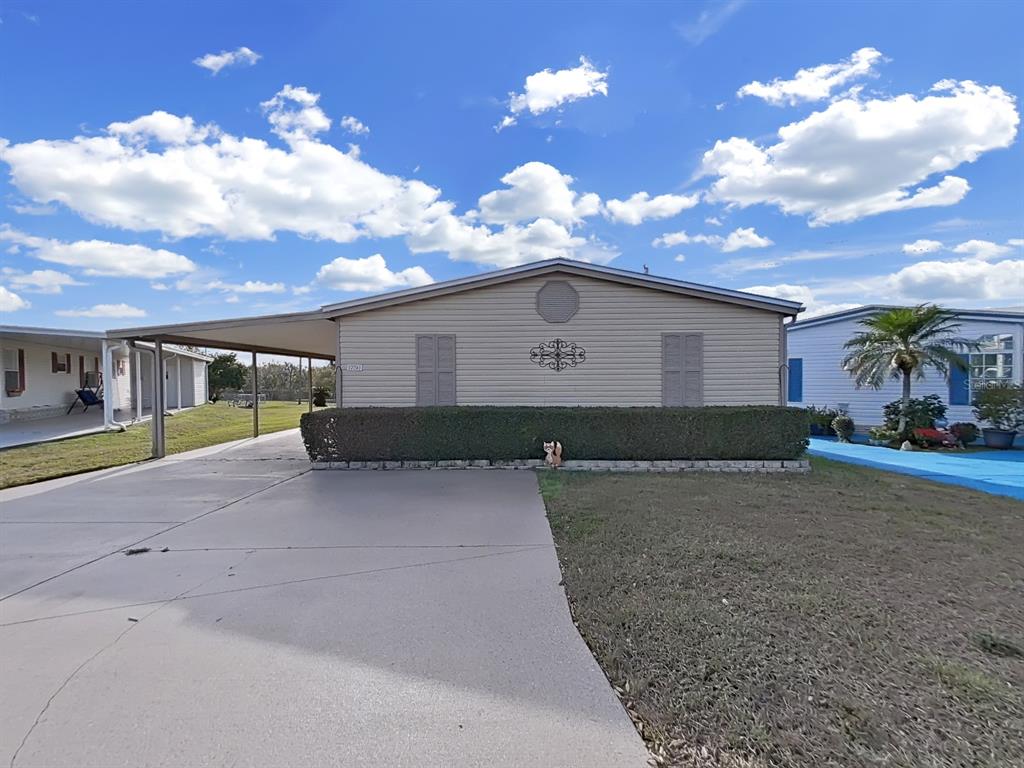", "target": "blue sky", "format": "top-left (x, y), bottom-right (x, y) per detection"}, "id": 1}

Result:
top-left (1, 0), bottom-right (1021, 329)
